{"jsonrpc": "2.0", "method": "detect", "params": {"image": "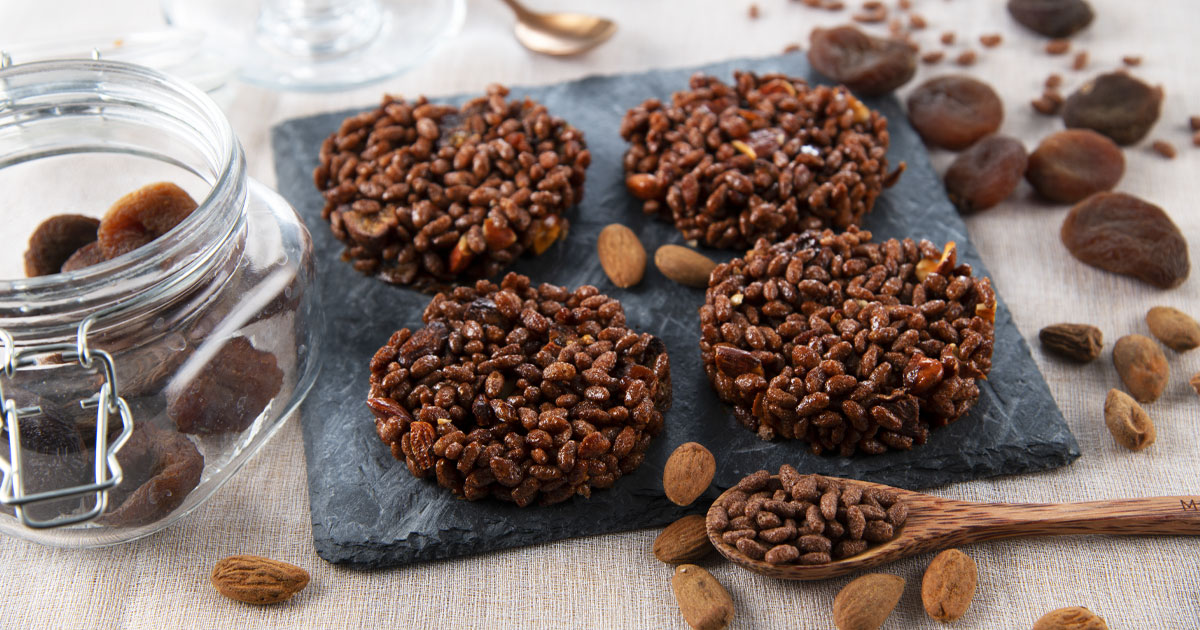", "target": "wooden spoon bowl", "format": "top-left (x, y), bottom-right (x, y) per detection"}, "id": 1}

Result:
top-left (707, 475), bottom-right (1200, 581)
